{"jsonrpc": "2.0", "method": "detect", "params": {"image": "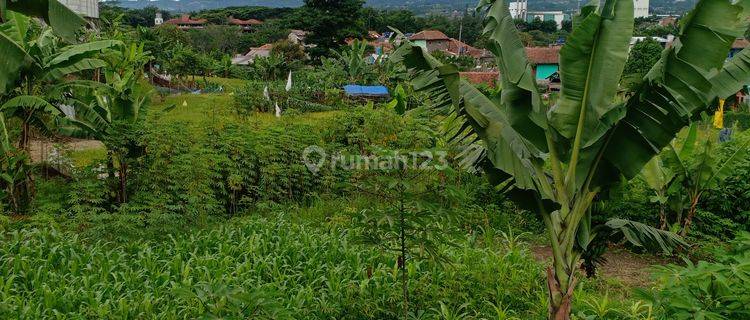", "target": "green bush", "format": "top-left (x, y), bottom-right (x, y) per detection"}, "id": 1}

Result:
top-left (700, 135), bottom-right (750, 236)
top-left (639, 232), bottom-right (750, 319)
top-left (724, 111), bottom-right (750, 130)
top-left (233, 79), bottom-right (348, 115)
